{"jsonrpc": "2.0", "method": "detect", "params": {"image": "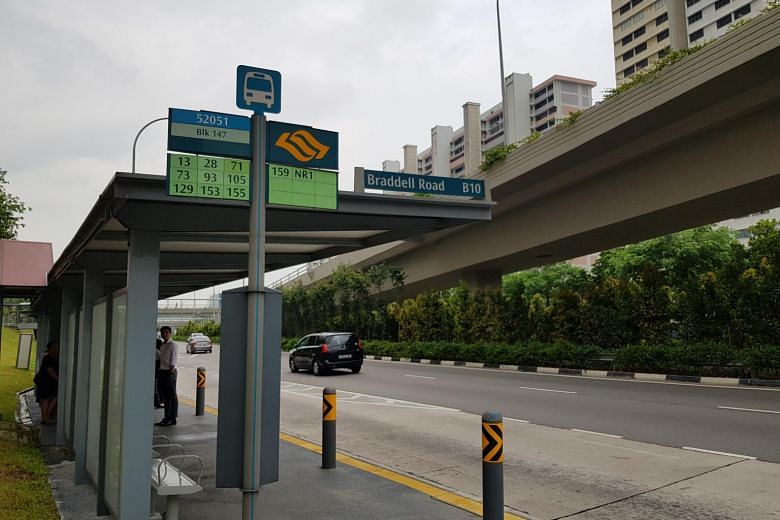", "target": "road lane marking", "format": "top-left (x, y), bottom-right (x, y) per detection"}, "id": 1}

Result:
top-left (505, 417), bottom-right (530, 423)
top-left (581, 439), bottom-right (680, 458)
top-left (517, 386), bottom-right (576, 394)
top-left (404, 374), bottom-right (436, 380)
top-left (279, 381), bottom-right (460, 411)
top-left (571, 428), bottom-right (623, 438)
top-left (717, 405), bottom-right (780, 415)
top-left (682, 447), bottom-right (756, 459)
